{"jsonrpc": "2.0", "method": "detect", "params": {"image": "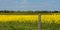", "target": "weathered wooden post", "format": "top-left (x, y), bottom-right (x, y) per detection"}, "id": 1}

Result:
top-left (38, 13), bottom-right (41, 30)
